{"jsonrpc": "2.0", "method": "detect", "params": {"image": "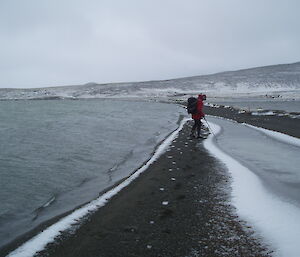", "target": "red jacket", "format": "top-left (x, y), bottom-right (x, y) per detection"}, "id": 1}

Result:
top-left (192, 96), bottom-right (204, 120)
